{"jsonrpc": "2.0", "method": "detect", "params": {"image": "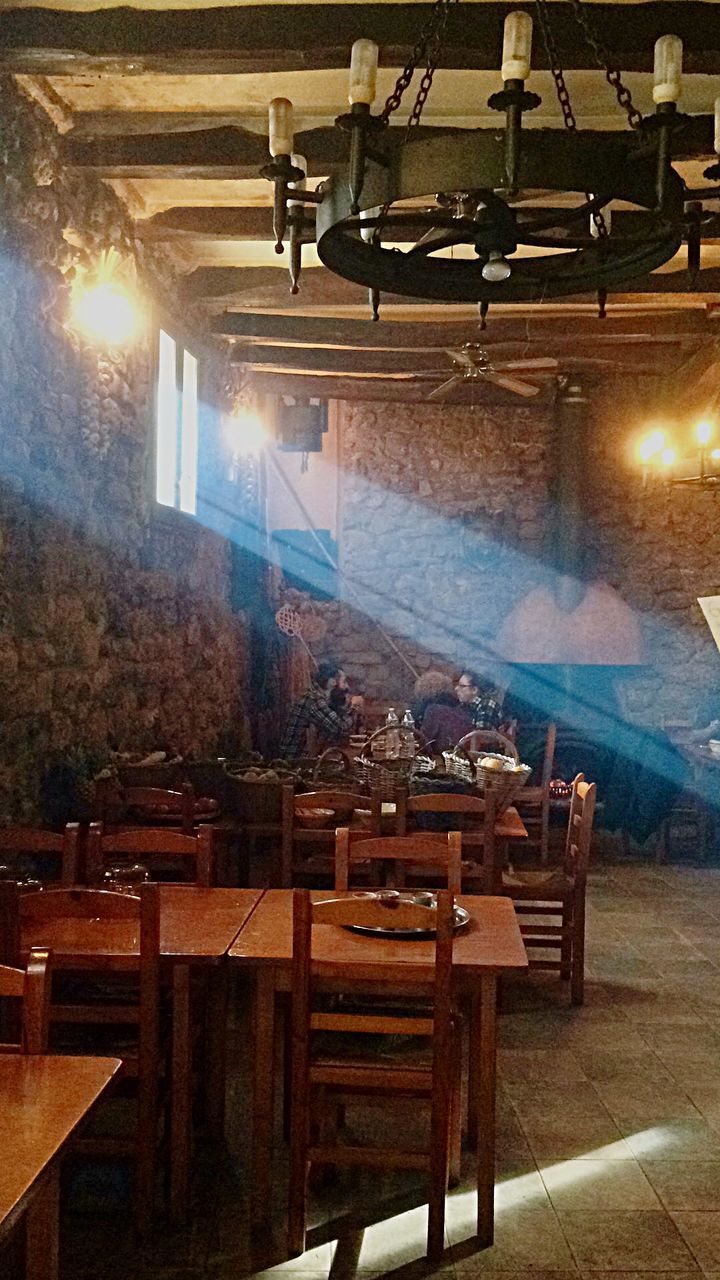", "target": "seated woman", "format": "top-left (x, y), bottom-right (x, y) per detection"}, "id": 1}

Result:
top-left (415, 671), bottom-right (474, 752)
